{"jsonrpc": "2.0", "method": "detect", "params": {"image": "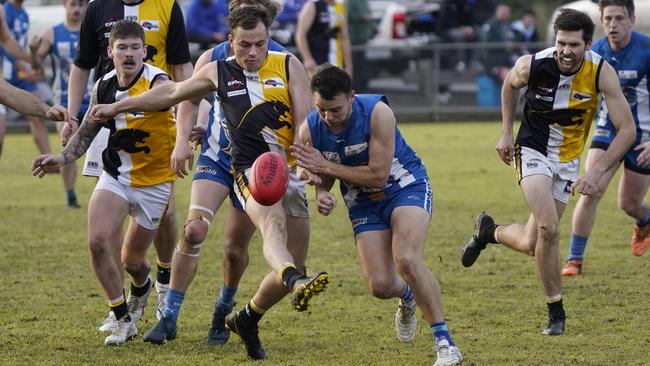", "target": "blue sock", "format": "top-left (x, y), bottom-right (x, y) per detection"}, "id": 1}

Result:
top-left (400, 284), bottom-right (414, 302)
top-left (66, 190), bottom-right (77, 203)
top-left (568, 234), bottom-right (588, 261)
top-left (431, 321), bottom-right (455, 346)
top-left (216, 284), bottom-right (237, 310)
top-left (636, 210), bottom-right (650, 226)
top-left (162, 288), bottom-right (185, 322)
